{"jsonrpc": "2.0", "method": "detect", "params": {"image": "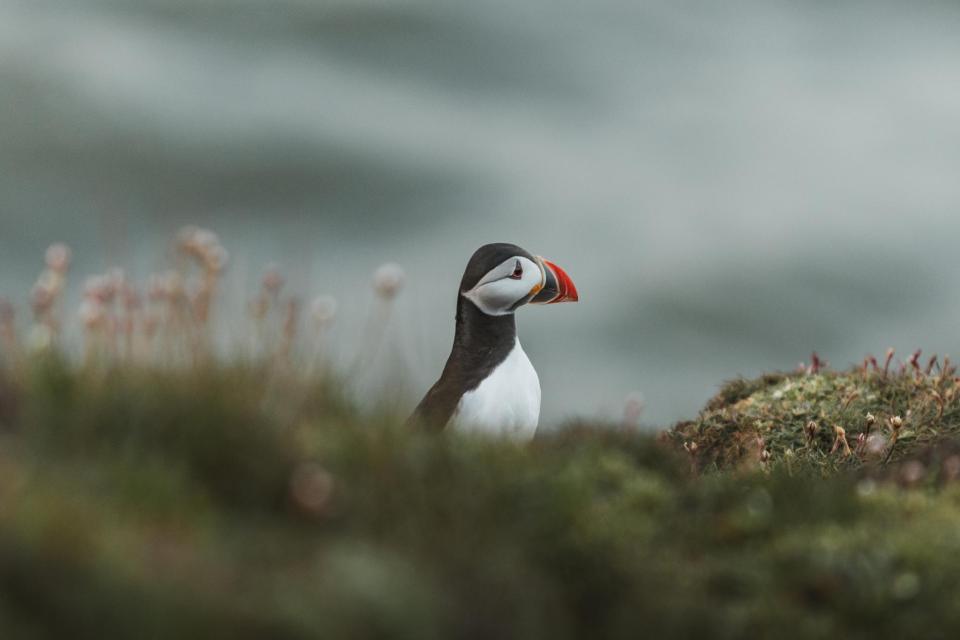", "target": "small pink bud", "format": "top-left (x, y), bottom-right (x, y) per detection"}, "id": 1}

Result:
top-left (883, 348), bottom-right (895, 375)
top-left (908, 349), bottom-right (922, 372)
